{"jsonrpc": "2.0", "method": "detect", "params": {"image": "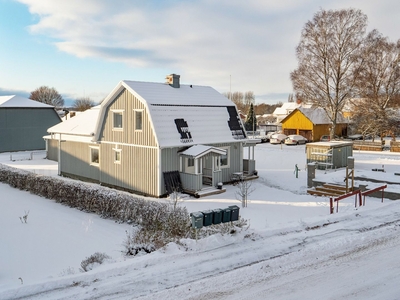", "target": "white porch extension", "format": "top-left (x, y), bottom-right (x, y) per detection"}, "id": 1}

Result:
top-left (178, 145), bottom-right (227, 197)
